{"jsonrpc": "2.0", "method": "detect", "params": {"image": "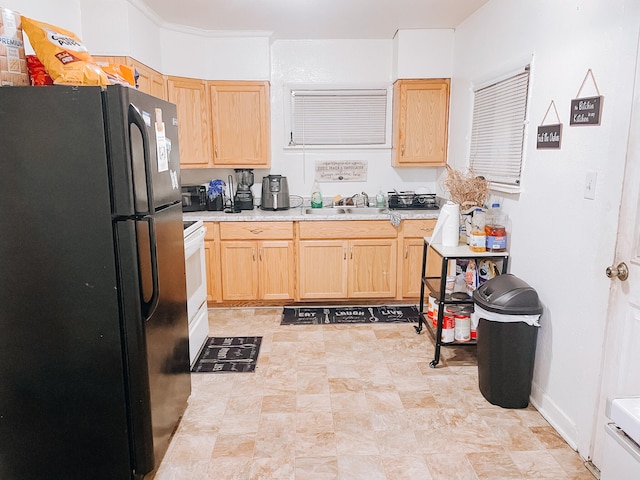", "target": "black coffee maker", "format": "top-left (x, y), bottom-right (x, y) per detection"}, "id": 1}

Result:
top-left (233, 169), bottom-right (254, 210)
